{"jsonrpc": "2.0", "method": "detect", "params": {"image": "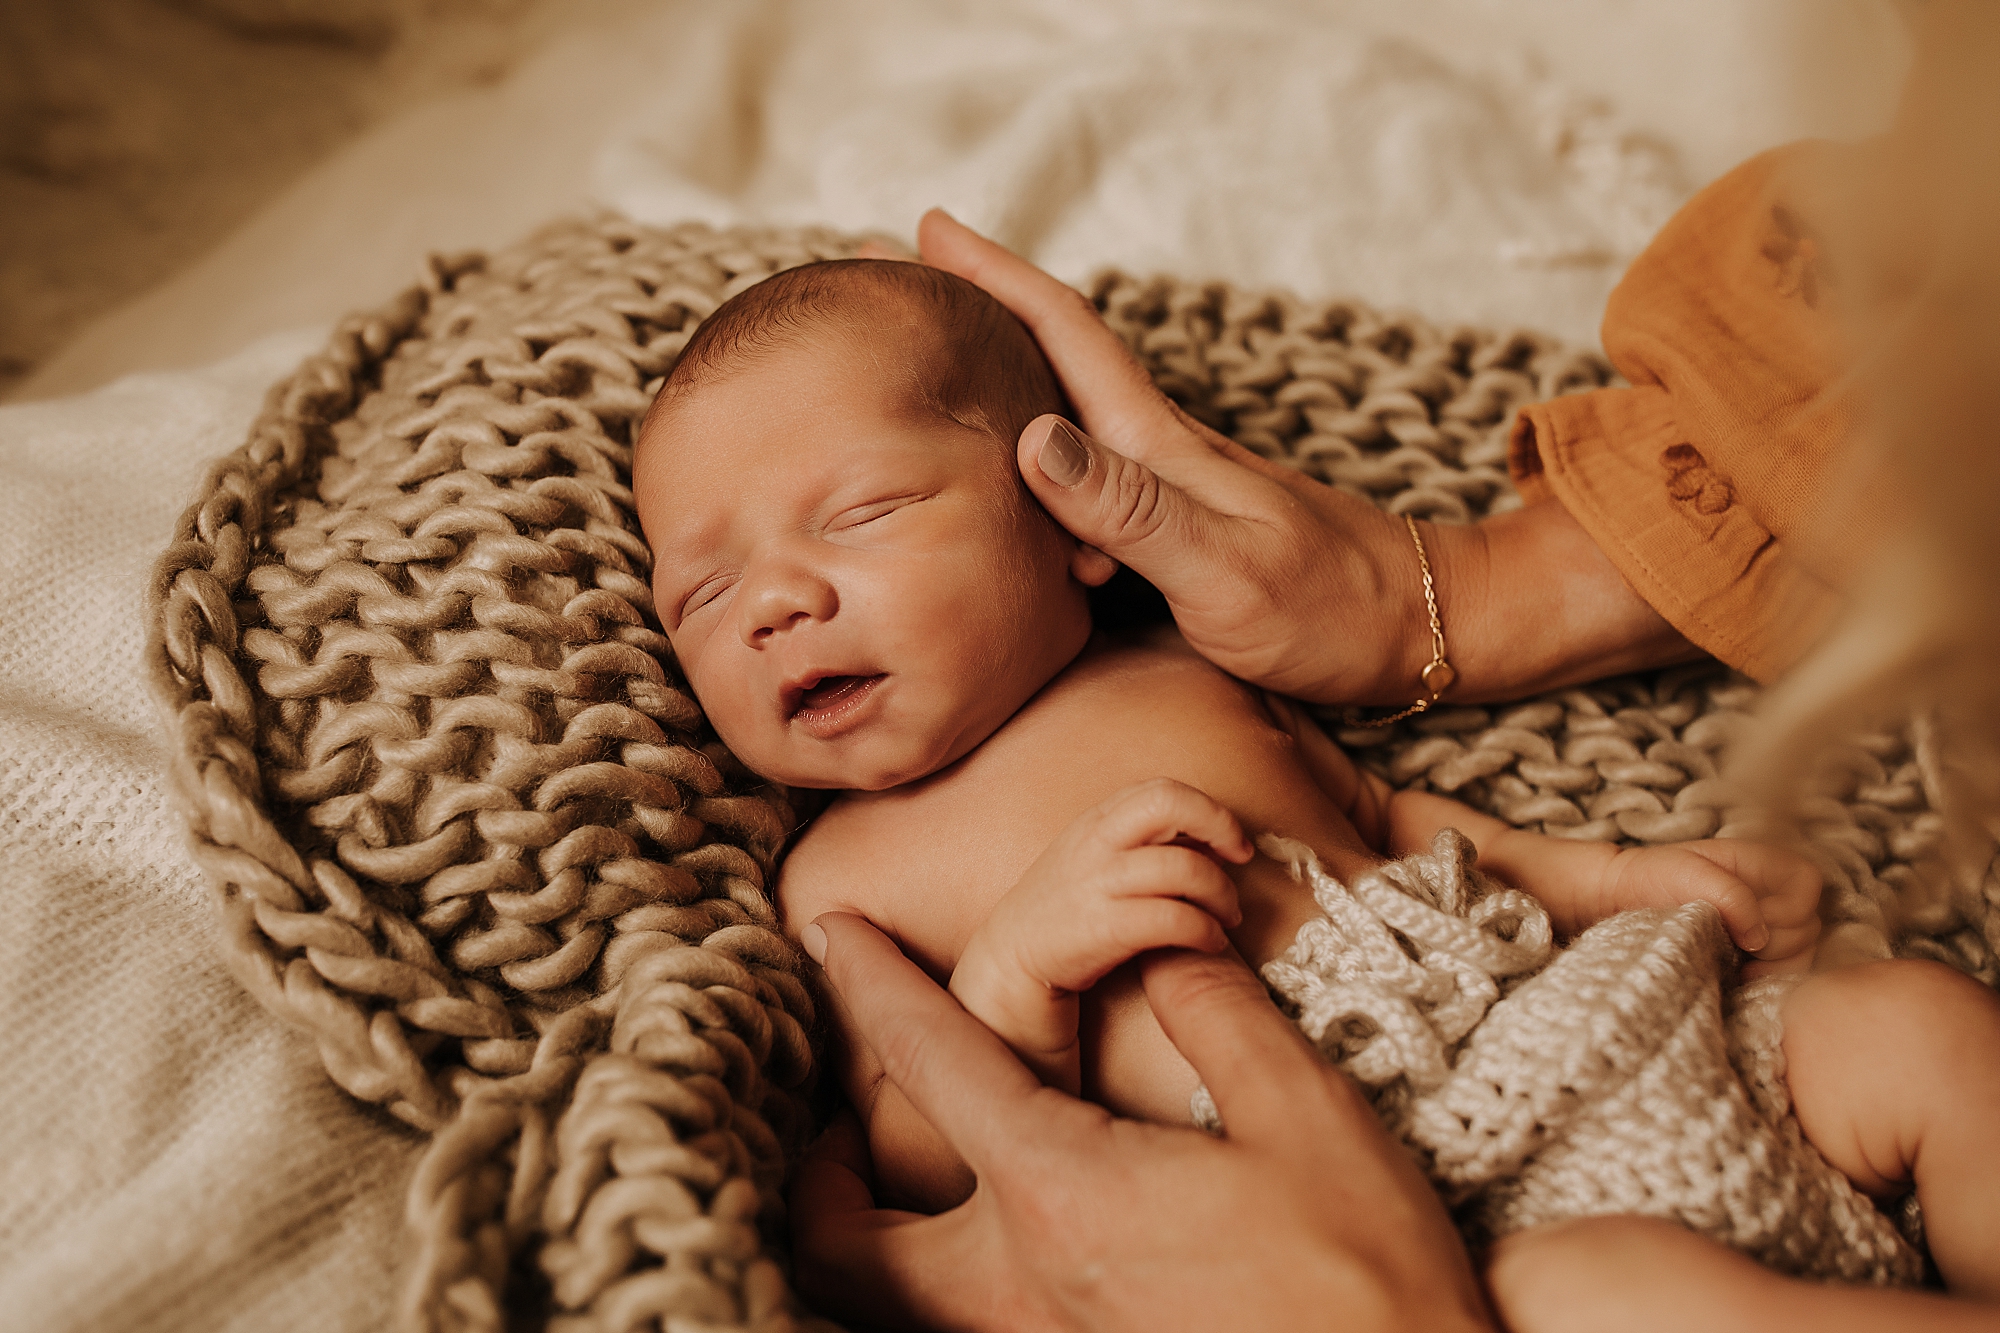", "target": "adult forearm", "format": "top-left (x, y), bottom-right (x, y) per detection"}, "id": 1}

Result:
top-left (1426, 498), bottom-right (1702, 704)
